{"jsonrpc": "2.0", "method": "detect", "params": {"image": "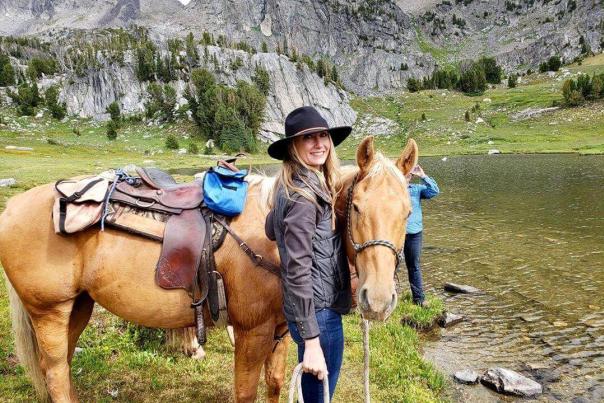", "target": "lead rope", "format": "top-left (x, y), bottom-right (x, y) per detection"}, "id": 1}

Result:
top-left (286, 320), bottom-right (371, 403)
top-left (288, 363), bottom-right (330, 403)
top-left (362, 319), bottom-right (371, 403)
